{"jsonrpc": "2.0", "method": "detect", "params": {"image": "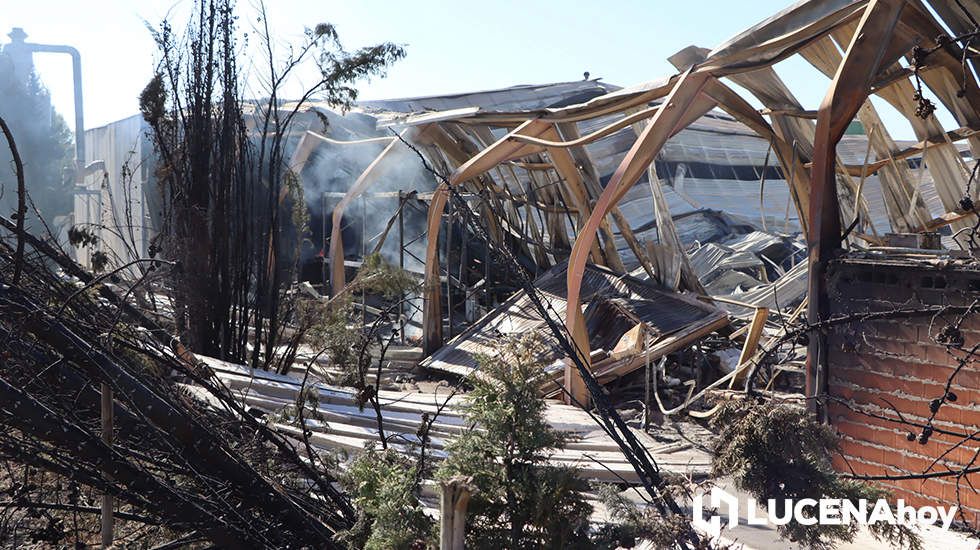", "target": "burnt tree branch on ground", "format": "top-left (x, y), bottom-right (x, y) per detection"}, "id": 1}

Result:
top-left (0, 210), bottom-right (355, 546)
